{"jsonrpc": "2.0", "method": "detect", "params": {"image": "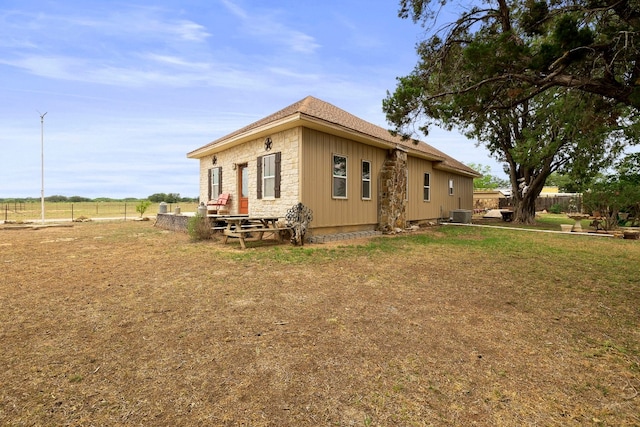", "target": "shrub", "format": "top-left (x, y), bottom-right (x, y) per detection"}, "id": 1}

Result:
top-left (548, 203), bottom-right (563, 214)
top-left (187, 214), bottom-right (212, 241)
top-left (136, 200), bottom-right (151, 217)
